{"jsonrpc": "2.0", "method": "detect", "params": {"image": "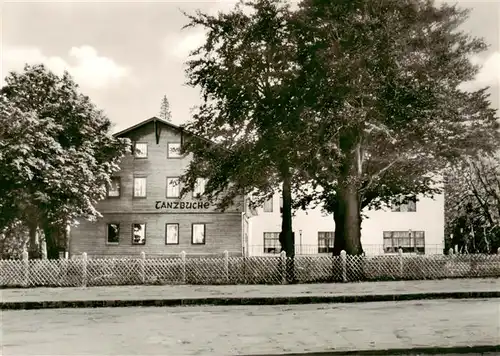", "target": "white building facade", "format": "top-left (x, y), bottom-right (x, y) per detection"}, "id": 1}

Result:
top-left (245, 191), bottom-right (445, 256)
